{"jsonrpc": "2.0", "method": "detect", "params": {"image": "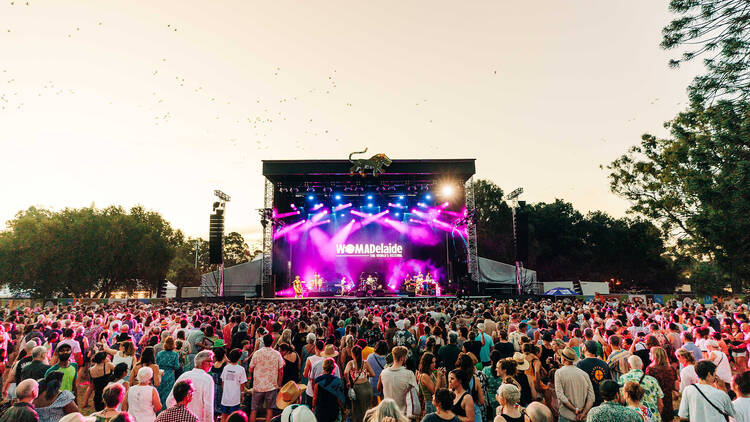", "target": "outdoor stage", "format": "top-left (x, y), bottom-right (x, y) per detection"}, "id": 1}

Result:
top-left (259, 156), bottom-right (478, 299)
top-left (245, 294), bottom-right (491, 302)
